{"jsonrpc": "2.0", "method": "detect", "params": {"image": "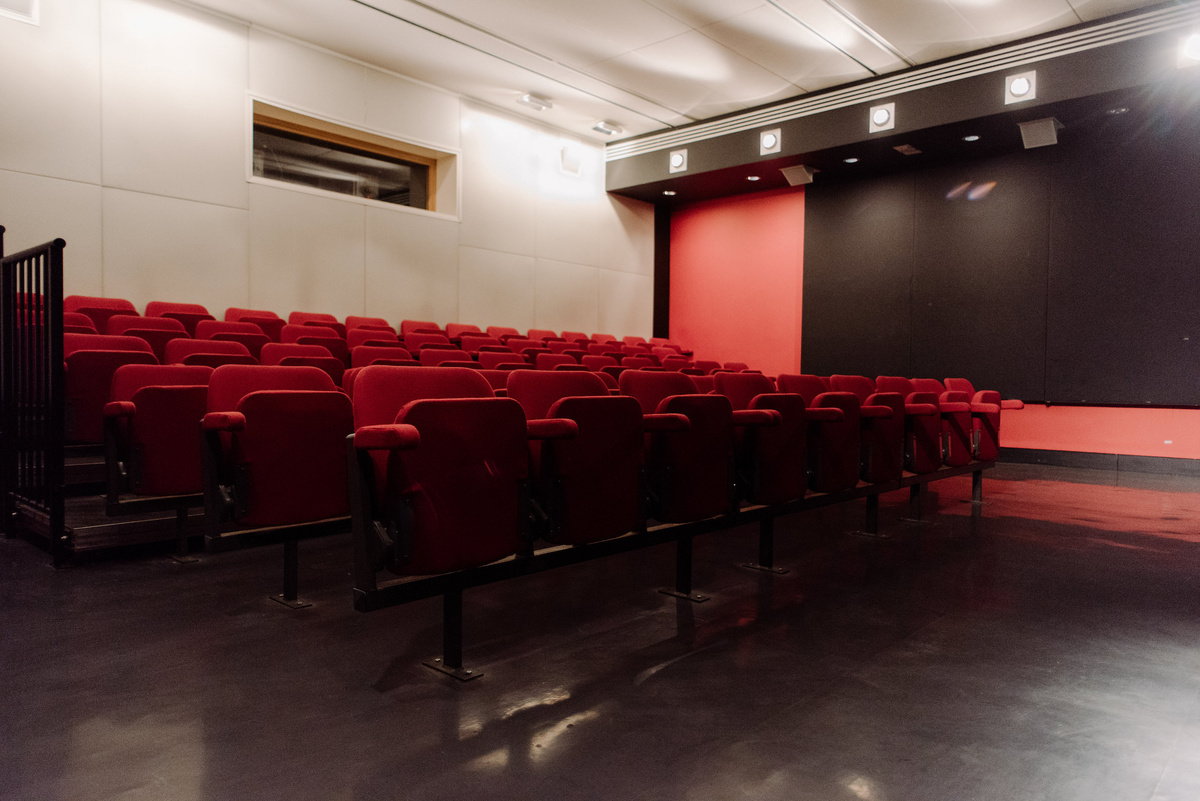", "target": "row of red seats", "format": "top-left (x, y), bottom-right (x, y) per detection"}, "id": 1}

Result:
top-left (63, 296), bottom-right (716, 369)
top-left (105, 363), bottom-right (1019, 533)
